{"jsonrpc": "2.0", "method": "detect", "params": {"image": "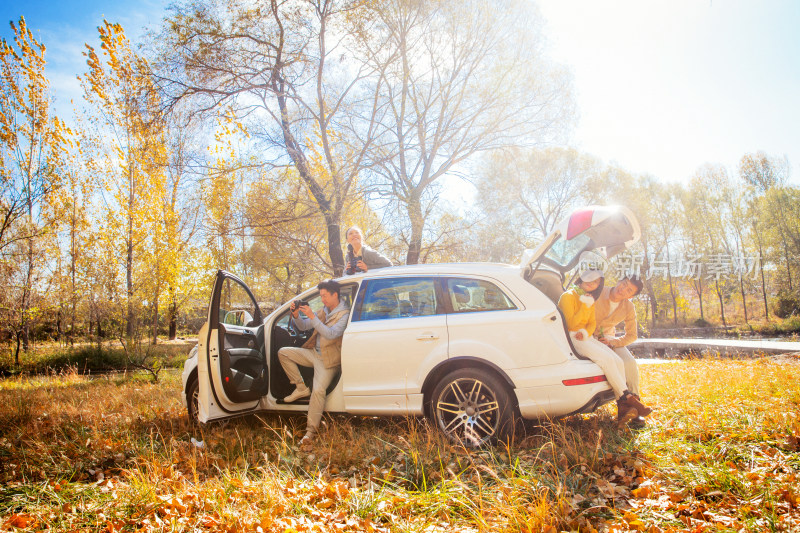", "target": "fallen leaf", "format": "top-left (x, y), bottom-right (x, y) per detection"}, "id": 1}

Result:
top-left (6, 514), bottom-right (36, 529)
top-left (631, 480), bottom-right (660, 499)
top-left (596, 479), bottom-right (617, 499)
